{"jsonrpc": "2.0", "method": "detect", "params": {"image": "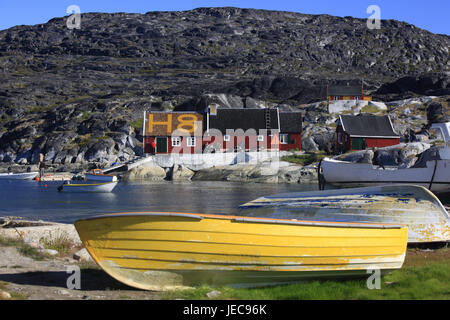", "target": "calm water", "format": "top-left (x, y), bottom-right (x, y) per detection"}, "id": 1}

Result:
top-left (0, 180), bottom-right (319, 224)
